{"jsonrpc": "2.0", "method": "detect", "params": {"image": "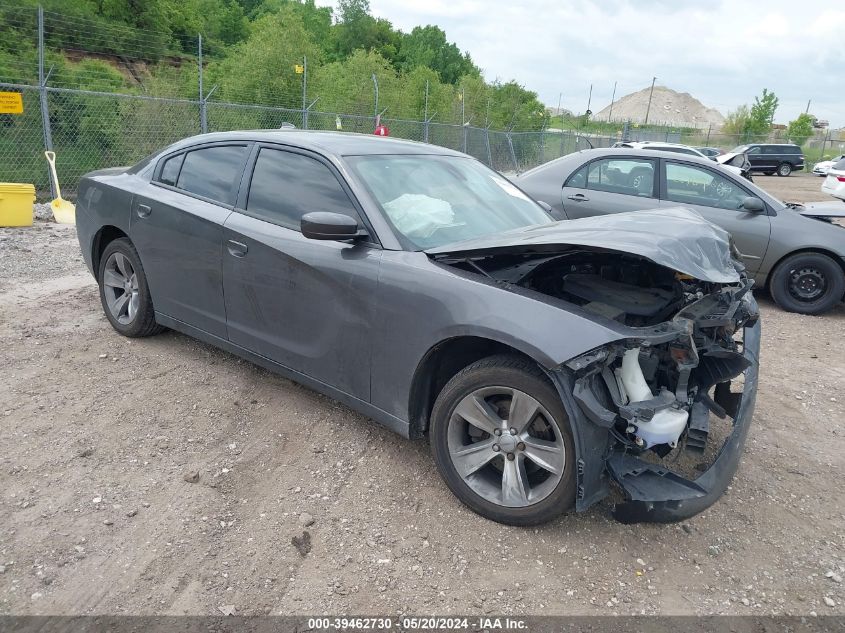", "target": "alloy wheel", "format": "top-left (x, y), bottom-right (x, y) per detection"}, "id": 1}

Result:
top-left (446, 386), bottom-right (565, 508)
top-left (102, 252), bottom-right (140, 325)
